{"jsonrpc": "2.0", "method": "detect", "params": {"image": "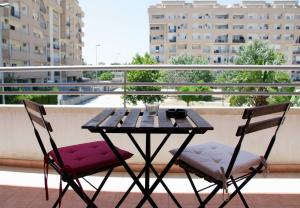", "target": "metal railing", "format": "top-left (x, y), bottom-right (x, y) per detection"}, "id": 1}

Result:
top-left (0, 65), bottom-right (300, 106)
